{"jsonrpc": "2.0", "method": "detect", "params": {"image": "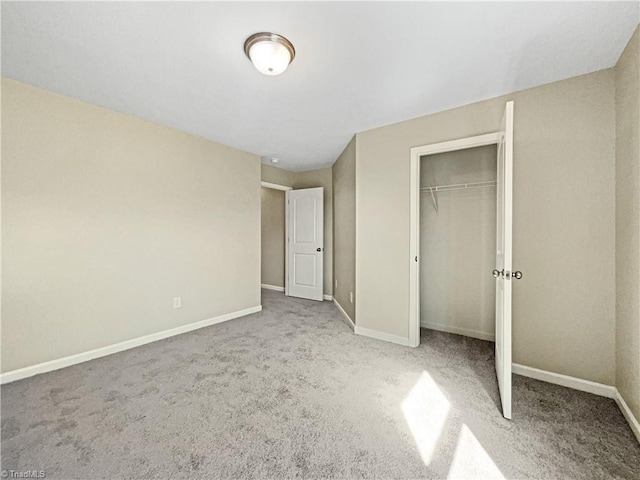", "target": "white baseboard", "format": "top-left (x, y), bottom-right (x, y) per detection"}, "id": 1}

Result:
top-left (333, 298), bottom-right (355, 330)
top-left (512, 363), bottom-right (617, 398)
top-left (354, 326), bottom-right (410, 346)
top-left (512, 363), bottom-right (639, 444)
top-left (421, 321), bottom-right (495, 342)
top-left (614, 390), bottom-right (640, 443)
top-left (0, 305), bottom-right (262, 385)
top-left (323, 294), bottom-right (333, 301)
